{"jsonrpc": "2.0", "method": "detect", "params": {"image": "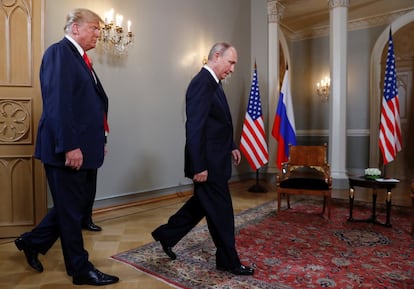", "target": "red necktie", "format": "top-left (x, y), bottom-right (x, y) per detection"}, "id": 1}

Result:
top-left (83, 52), bottom-right (92, 70)
top-left (103, 112), bottom-right (109, 135)
top-left (83, 52), bottom-right (110, 135)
